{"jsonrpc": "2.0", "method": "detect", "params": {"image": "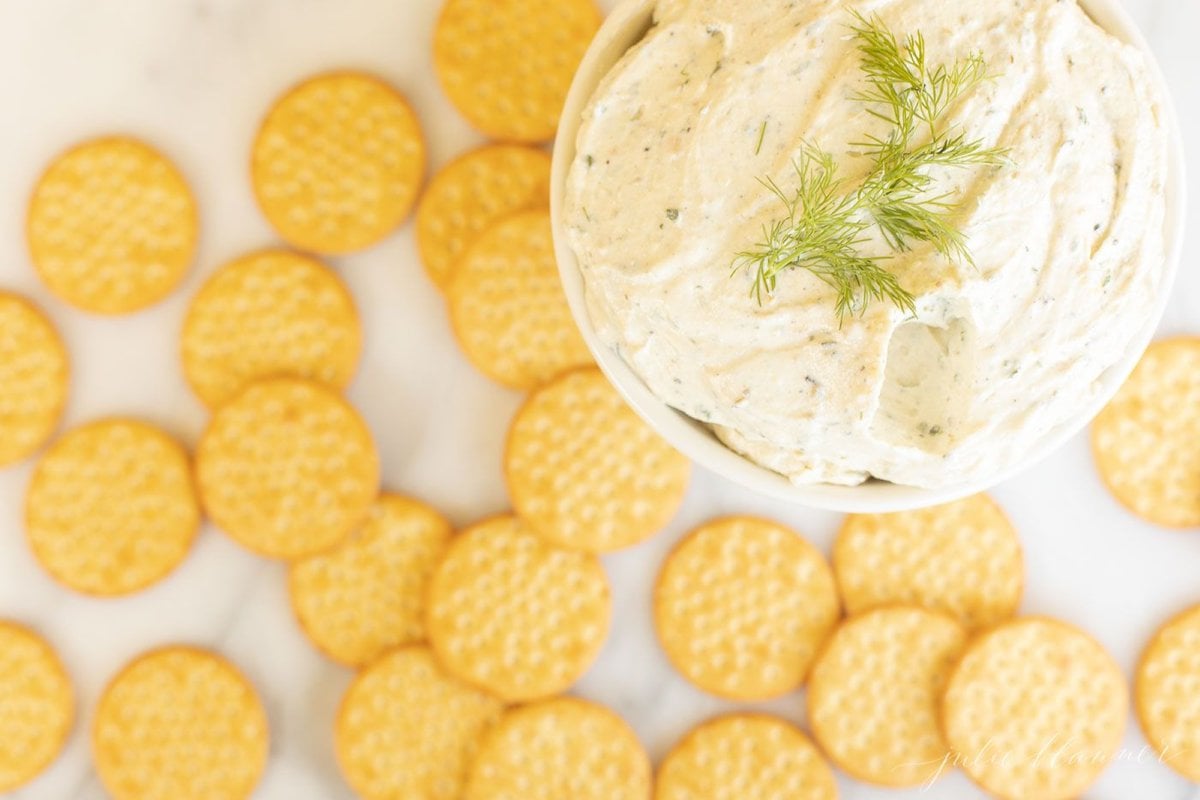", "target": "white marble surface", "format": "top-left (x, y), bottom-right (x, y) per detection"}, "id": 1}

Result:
top-left (0, 0), bottom-right (1195, 798)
